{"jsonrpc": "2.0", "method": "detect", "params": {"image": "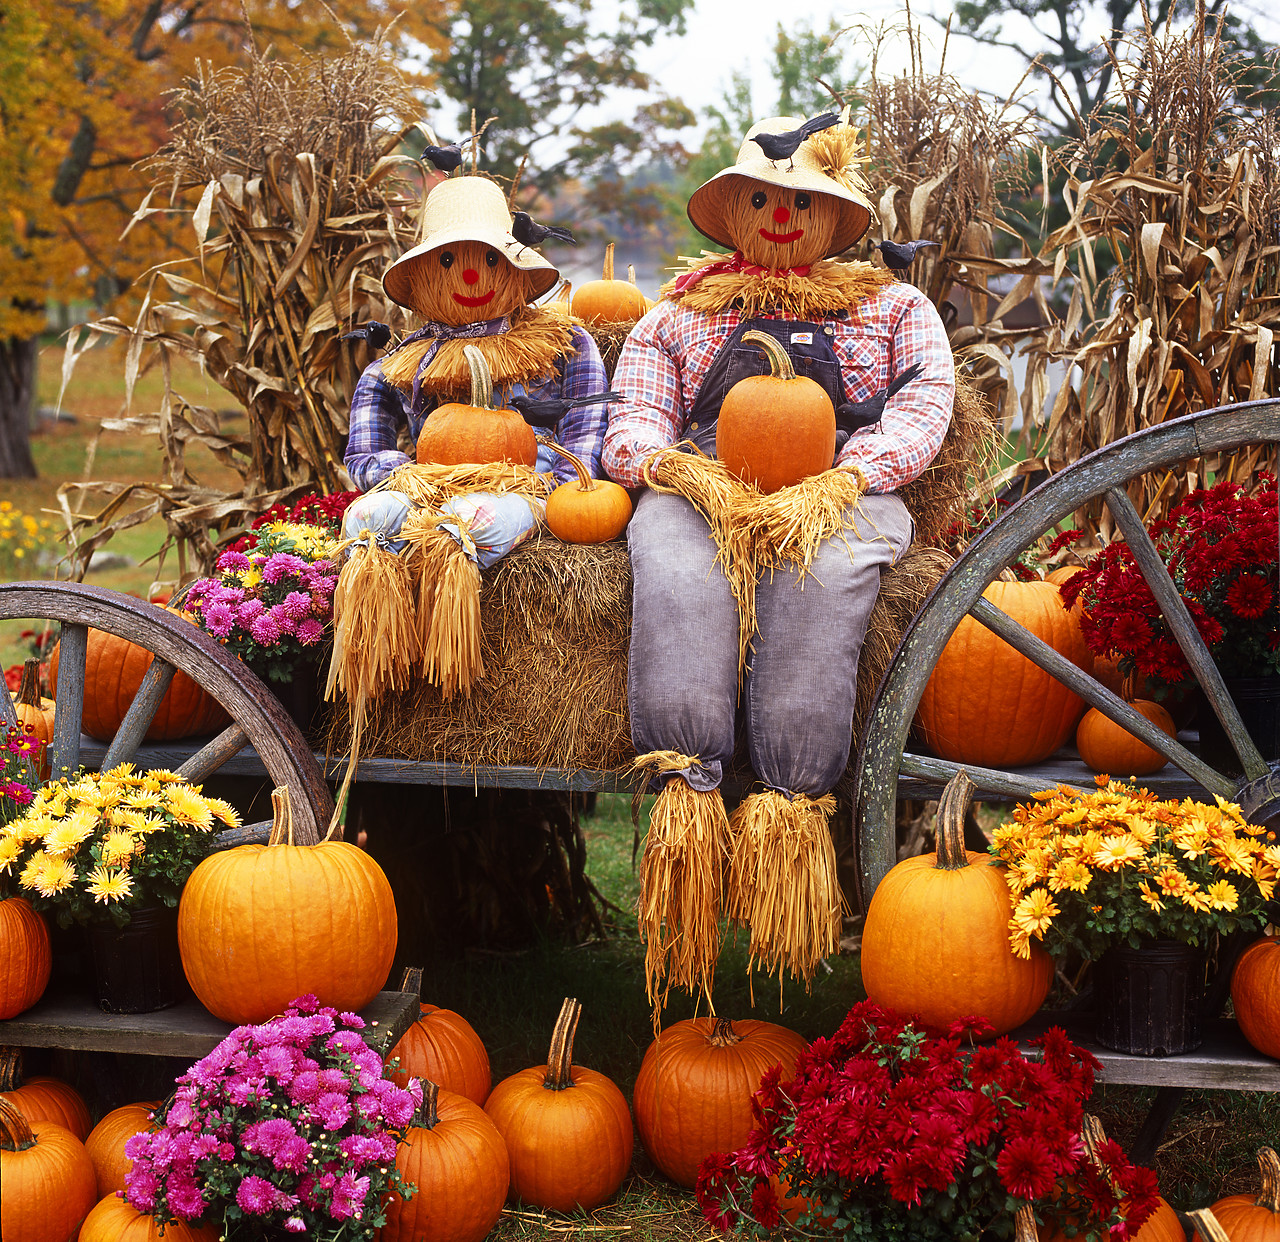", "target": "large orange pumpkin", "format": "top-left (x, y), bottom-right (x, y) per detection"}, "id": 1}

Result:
top-left (0, 895), bottom-right (51, 1019)
top-left (416, 343), bottom-right (537, 468)
top-left (1076, 699), bottom-right (1176, 776)
top-left (49, 614), bottom-right (229, 743)
top-left (0, 1097), bottom-right (97, 1242)
top-left (544, 443), bottom-right (632, 544)
top-left (716, 330), bottom-right (836, 494)
top-left (381, 1080), bottom-right (510, 1242)
top-left (84, 1101), bottom-right (157, 1198)
top-left (633, 1015), bottom-right (807, 1188)
top-left (385, 967), bottom-right (491, 1105)
top-left (570, 243), bottom-right (649, 327)
top-left (78, 1192), bottom-right (220, 1242)
top-left (12, 657), bottom-right (54, 777)
top-left (915, 579), bottom-right (1093, 767)
top-left (178, 787), bottom-right (397, 1024)
top-left (861, 771), bottom-right (1053, 1036)
top-left (484, 997), bottom-right (633, 1212)
top-left (0, 1046), bottom-right (92, 1139)
top-left (1211, 1147), bottom-right (1280, 1240)
top-left (1232, 936), bottom-right (1280, 1059)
